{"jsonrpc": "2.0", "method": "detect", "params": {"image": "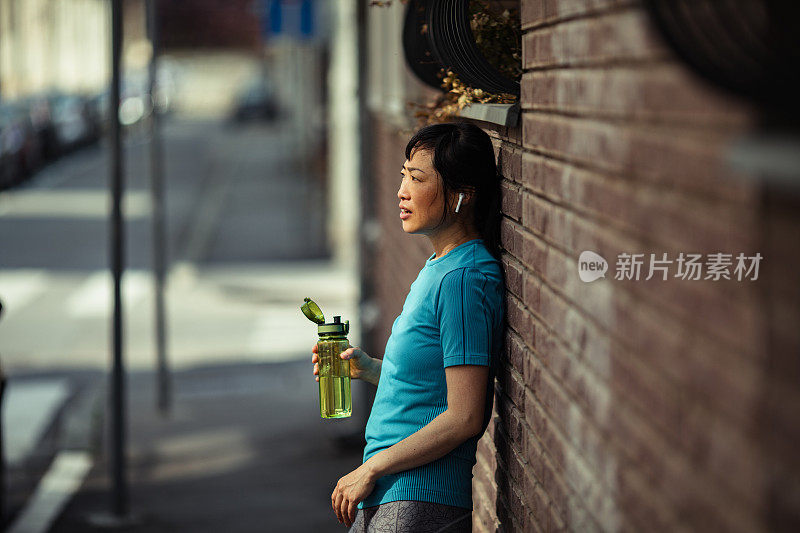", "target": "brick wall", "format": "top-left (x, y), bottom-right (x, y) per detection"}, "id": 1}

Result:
top-left (363, 1), bottom-right (799, 531)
